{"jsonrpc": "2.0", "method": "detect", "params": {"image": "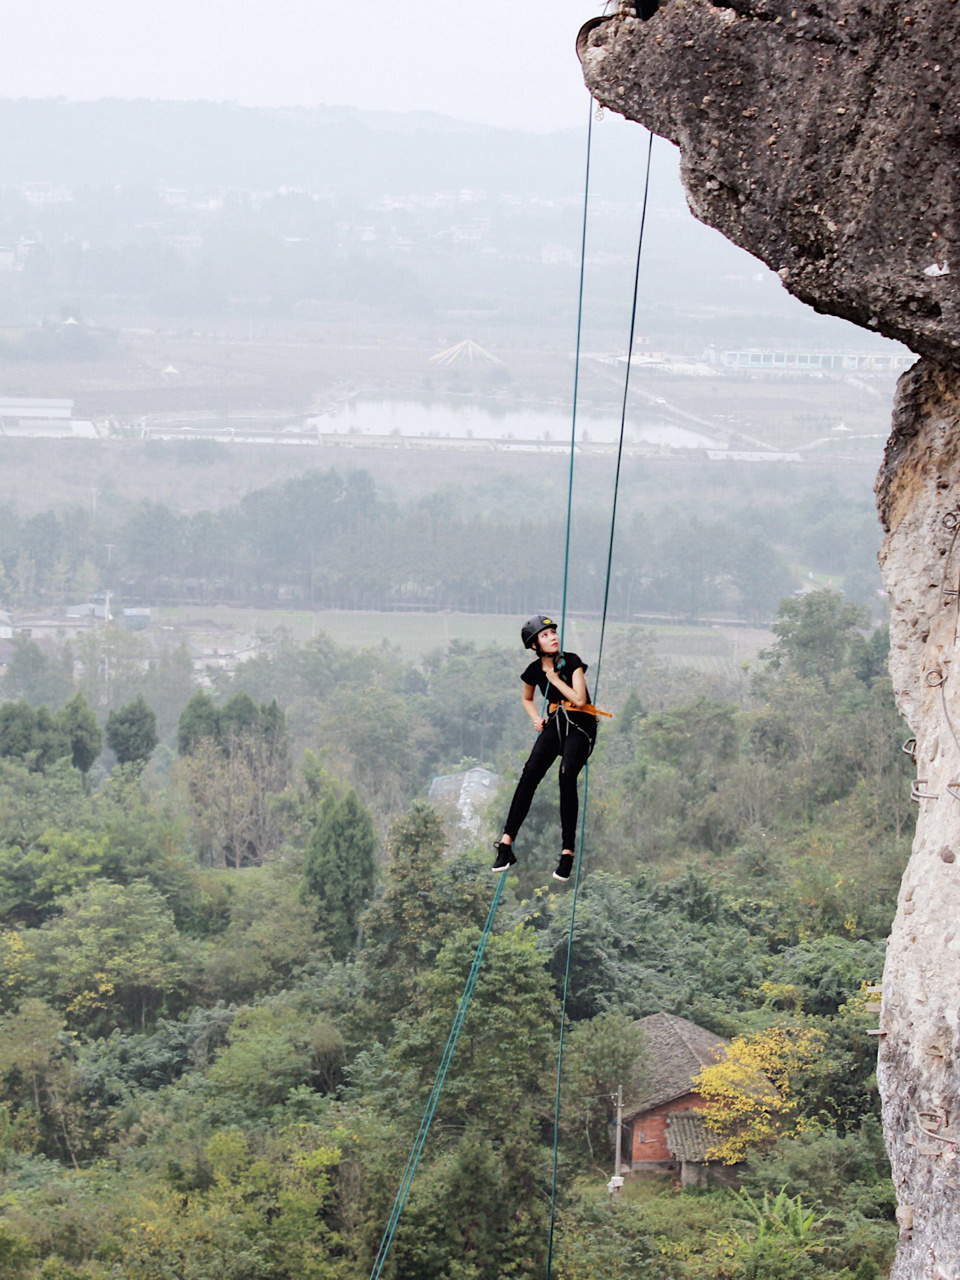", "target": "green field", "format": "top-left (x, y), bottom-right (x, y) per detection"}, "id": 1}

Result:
top-left (158, 605), bottom-right (772, 670)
